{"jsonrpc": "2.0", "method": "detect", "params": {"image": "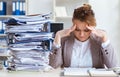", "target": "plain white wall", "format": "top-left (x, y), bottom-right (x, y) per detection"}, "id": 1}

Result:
top-left (89, 0), bottom-right (120, 64)
top-left (26, 0), bottom-right (53, 15)
top-left (27, 0), bottom-right (120, 63)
